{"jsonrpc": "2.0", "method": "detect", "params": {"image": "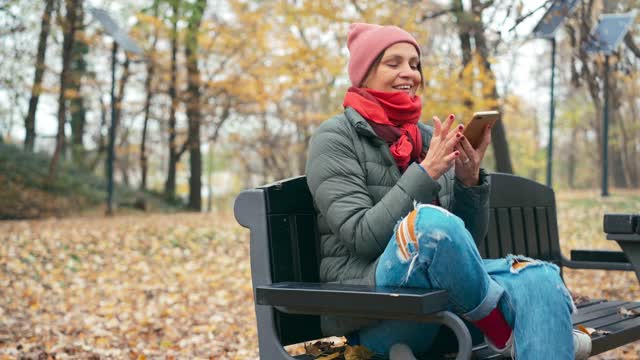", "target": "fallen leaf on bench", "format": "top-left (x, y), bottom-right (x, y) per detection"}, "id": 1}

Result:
top-left (316, 353), bottom-right (341, 360)
top-left (344, 345), bottom-right (374, 360)
top-left (572, 295), bottom-right (592, 306)
top-left (576, 324), bottom-right (612, 337)
top-left (594, 329), bottom-right (612, 336)
top-left (304, 344), bottom-right (323, 356)
top-left (618, 307), bottom-right (640, 317)
top-left (576, 324), bottom-right (591, 335)
top-left (576, 325), bottom-right (596, 336)
top-left (305, 341), bottom-right (334, 356)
